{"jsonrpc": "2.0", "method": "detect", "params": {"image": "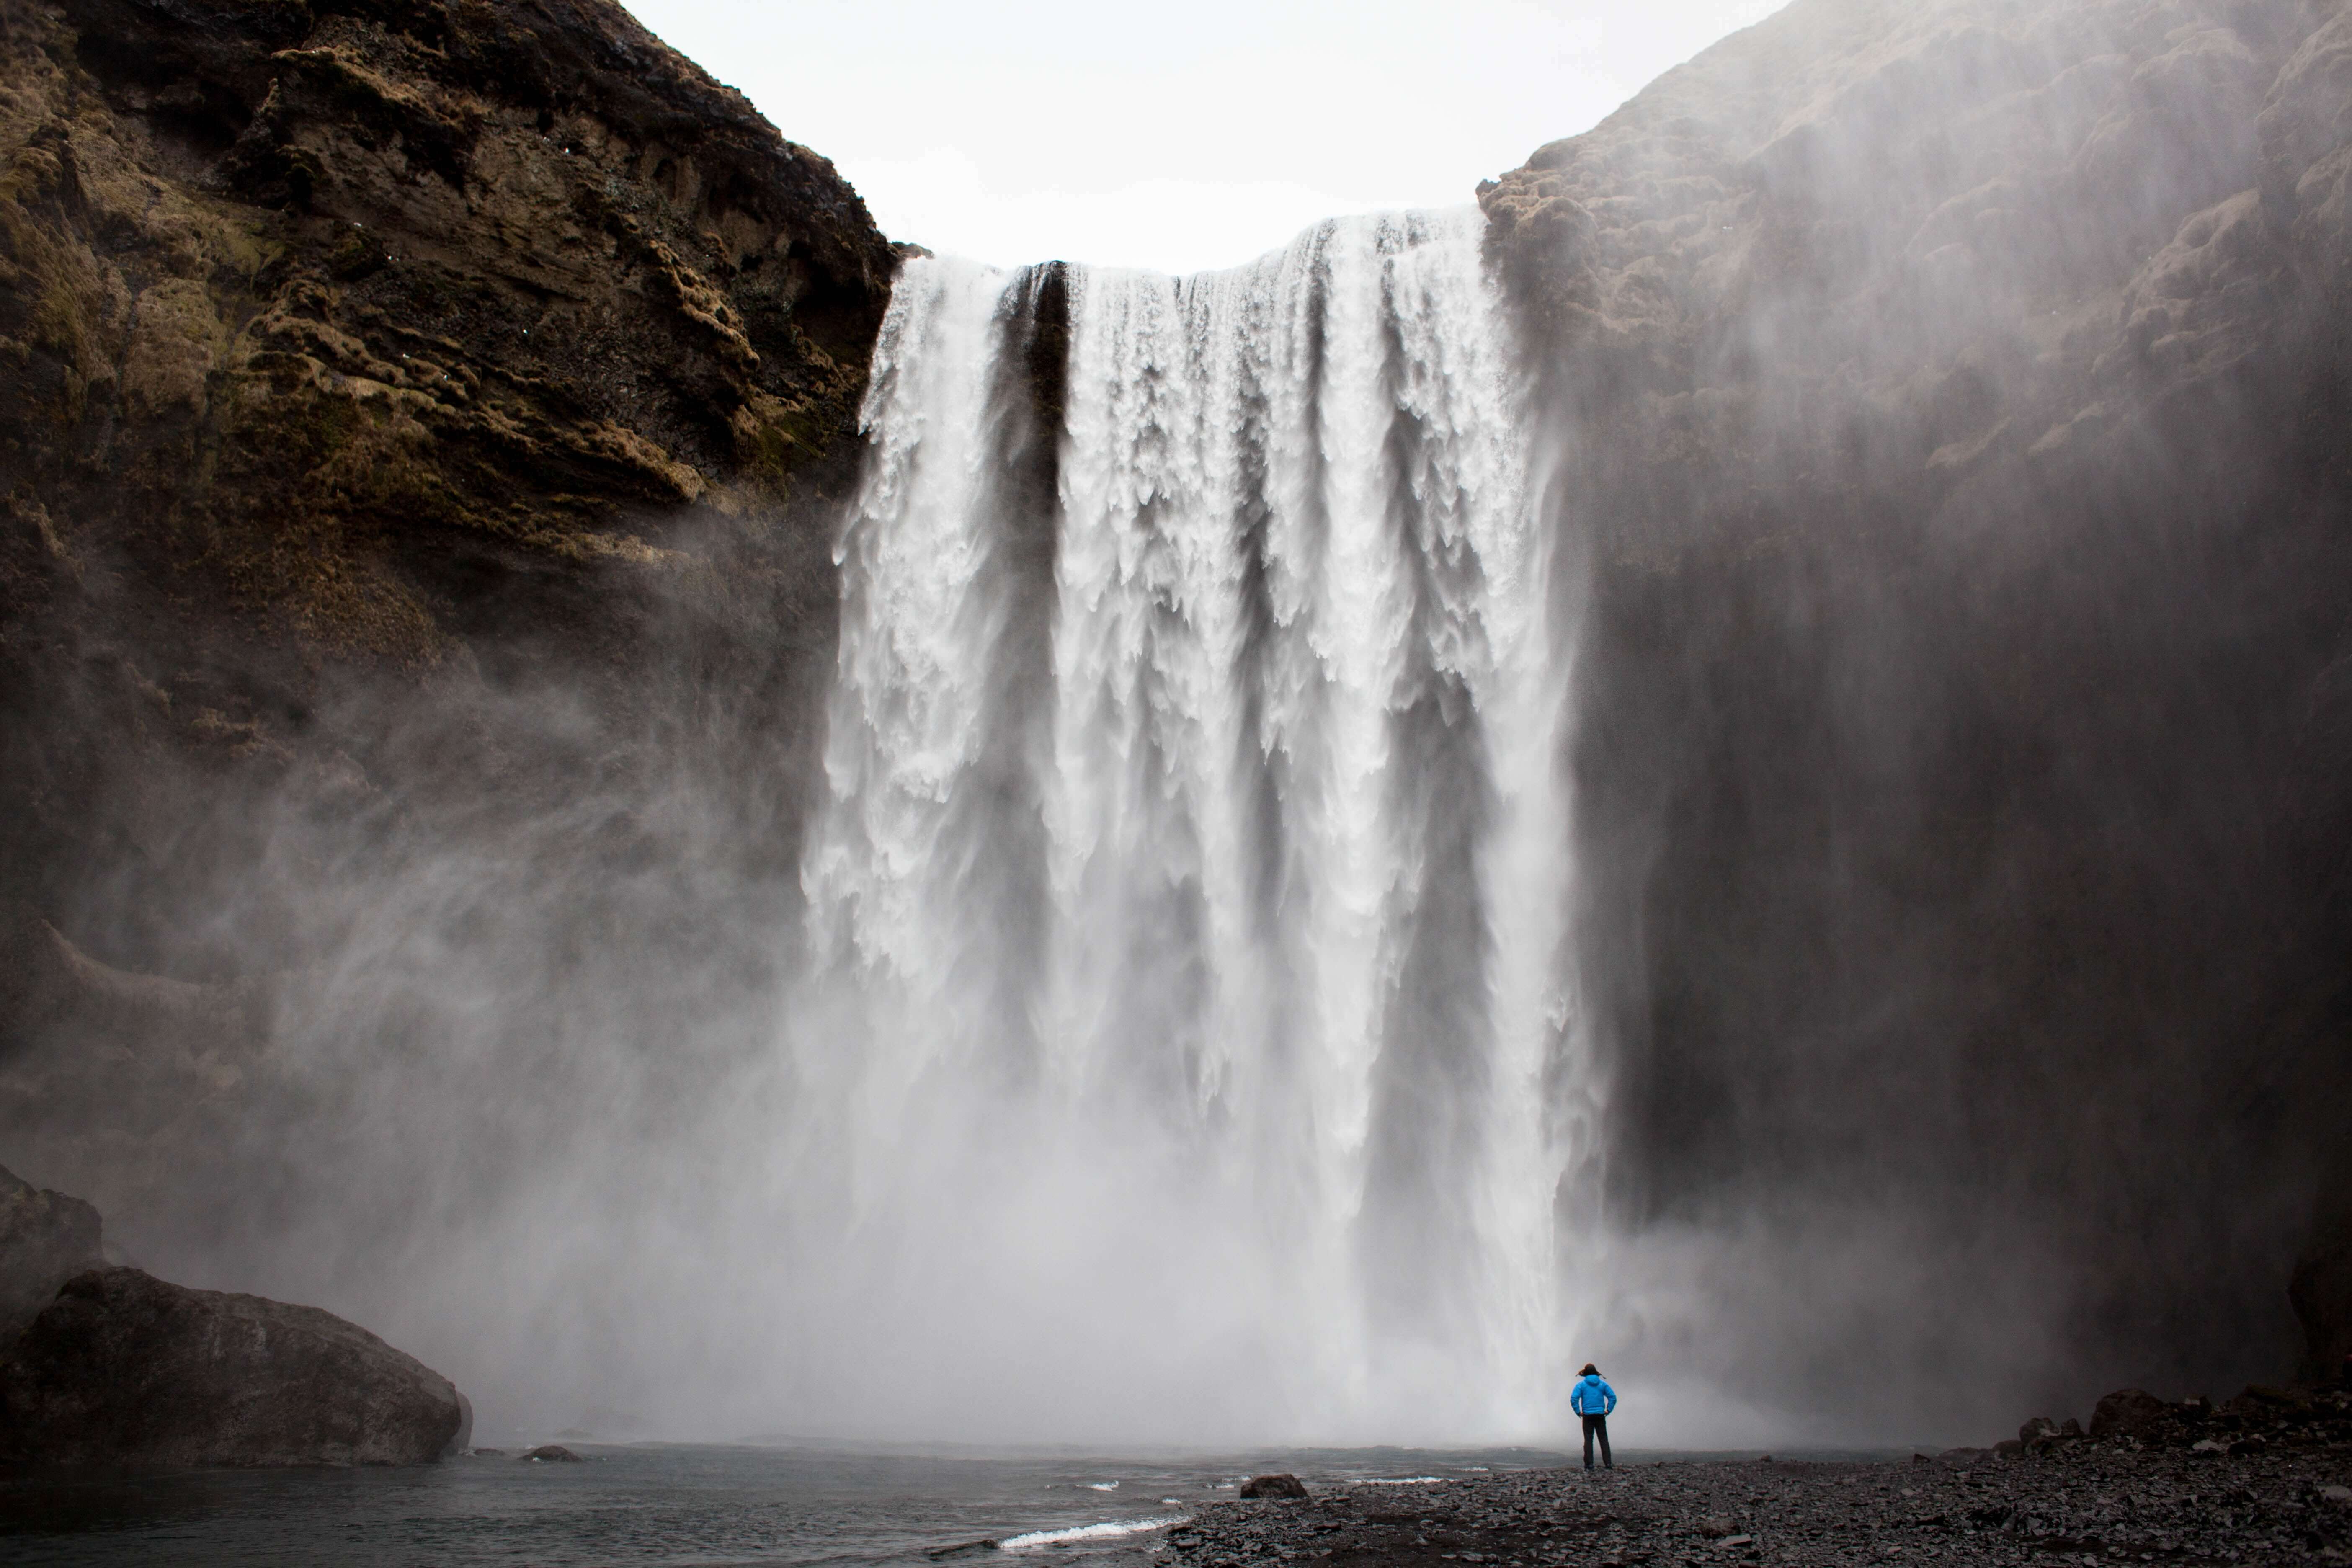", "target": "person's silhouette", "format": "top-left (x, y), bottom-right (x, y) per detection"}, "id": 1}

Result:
top-left (1570, 1363), bottom-right (1617, 1471)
